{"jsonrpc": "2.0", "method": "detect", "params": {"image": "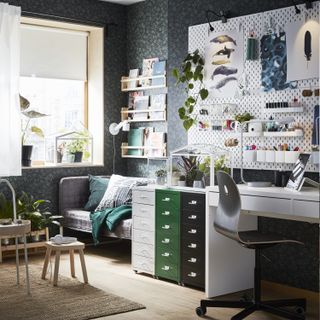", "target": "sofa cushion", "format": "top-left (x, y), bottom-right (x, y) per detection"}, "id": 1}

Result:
top-left (95, 175), bottom-right (151, 210)
top-left (84, 175), bottom-right (109, 211)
